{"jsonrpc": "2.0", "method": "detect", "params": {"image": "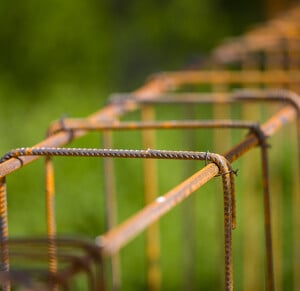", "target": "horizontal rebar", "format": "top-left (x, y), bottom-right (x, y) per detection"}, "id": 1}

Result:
top-left (97, 162), bottom-right (218, 254)
top-left (45, 118), bottom-right (276, 236)
top-left (92, 104), bottom-right (295, 251)
top-left (48, 118), bottom-right (264, 135)
top-left (109, 92), bottom-right (234, 105)
top-left (0, 148), bottom-right (233, 166)
top-left (150, 70), bottom-right (300, 87)
top-left (0, 89), bottom-right (296, 178)
top-left (0, 148), bottom-right (236, 231)
top-left (1, 5), bottom-right (300, 289)
top-left (0, 149), bottom-right (236, 290)
top-left (1, 104), bottom-right (291, 168)
top-left (0, 78), bottom-right (173, 177)
top-left (109, 89), bottom-right (300, 108)
top-left (233, 89), bottom-right (300, 114)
